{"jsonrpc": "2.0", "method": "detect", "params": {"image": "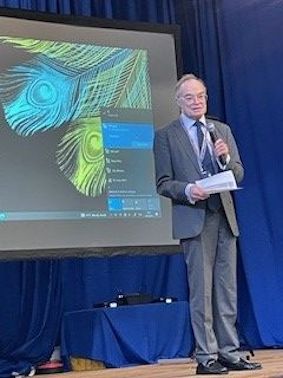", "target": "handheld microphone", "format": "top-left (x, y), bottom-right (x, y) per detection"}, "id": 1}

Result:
top-left (206, 123), bottom-right (226, 166)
